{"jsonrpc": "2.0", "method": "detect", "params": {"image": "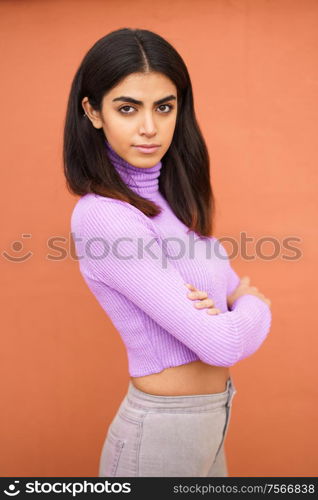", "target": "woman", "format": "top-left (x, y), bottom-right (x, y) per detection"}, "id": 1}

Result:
top-left (64, 28), bottom-right (272, 477)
